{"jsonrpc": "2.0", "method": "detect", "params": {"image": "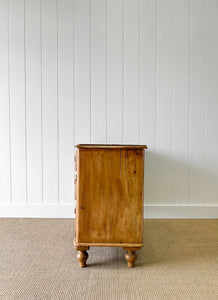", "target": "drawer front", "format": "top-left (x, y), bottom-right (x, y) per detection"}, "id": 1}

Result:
top-left (74, 151), bottom-right (78, 215)
top-left (74, 180), bottom-right (77, 200)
